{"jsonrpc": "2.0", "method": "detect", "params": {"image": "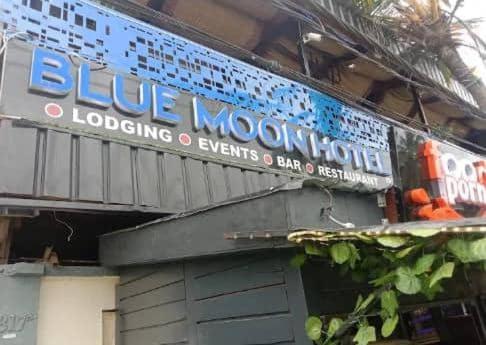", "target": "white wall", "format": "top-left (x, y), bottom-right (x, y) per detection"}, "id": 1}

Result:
top-left (36, 276), bottom-right (119, 345)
